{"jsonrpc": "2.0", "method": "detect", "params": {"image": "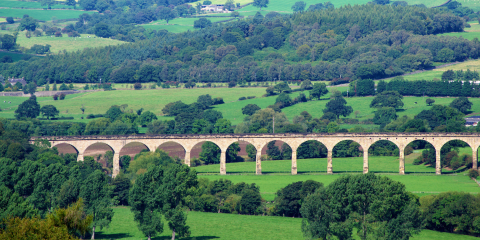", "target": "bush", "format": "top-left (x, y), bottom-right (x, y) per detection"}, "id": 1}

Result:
top-left (238, 97), bottom-right (246, 101)
top-left (86, 114), bottom-right (95, 119)
top-left (59, 93), bottom-right (65, 100)
top-left (468, 169), bottom-right (479, 179)
top-left (228, 81), bottom-right (236, 88)
top-left (247, 96), bottom-right (256, 99)
top-left (53, 94), bottom-right (58, 100)
top-left (6, 17), bottom-right (14, 24)
top-left (405, 145), bottom-right (414, 155)
top-left (134, 82), bottom-right (142, 90)
top-left (413, 157), bottom-right (423, 165)
top-left (213, 97), bottom-right (224, 105)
